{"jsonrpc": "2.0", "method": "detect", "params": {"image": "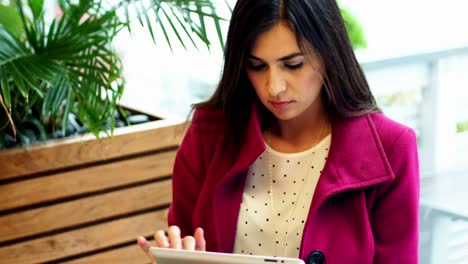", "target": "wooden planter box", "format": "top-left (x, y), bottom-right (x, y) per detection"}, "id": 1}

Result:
top-left (0, 115), bottom-right (186, 263)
